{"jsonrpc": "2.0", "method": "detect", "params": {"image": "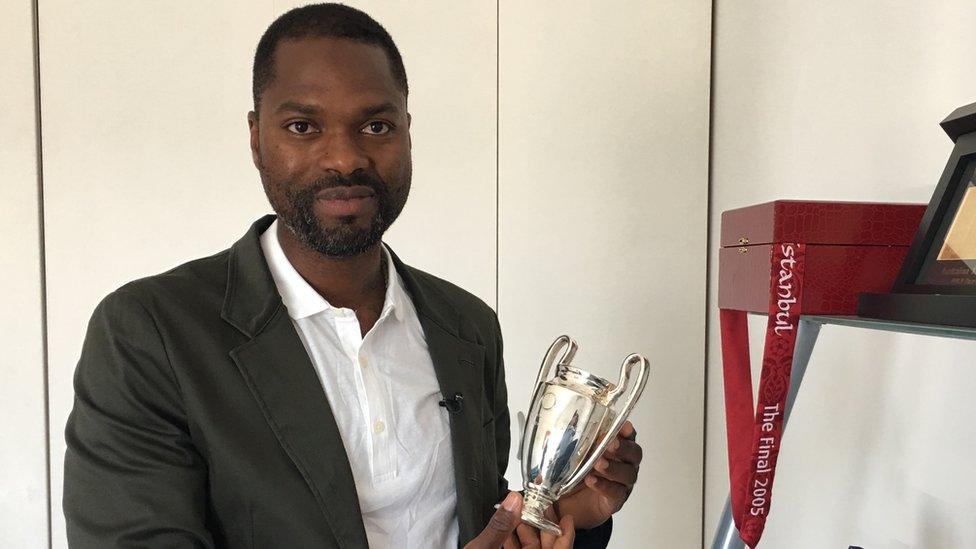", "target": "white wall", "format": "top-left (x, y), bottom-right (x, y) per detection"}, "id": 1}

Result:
top-left (498, 2), bottom-right (711, 547)
top-left (706, 3), bottom-right (976, 548)
top-left (27, 1), bottom-right (712, 548)
top-left (0, 1), bottom-right (49, 547)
